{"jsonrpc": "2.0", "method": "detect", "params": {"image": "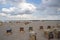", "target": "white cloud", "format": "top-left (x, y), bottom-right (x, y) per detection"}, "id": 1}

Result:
top-left (0, 13), bottom-right (7, 16)
top-left (0, 13), bottom-right (39, 20)
top-left (0, 0), bottom-right (60, 20)
top-left (18, 3), bottom-right (36, 12)
top-left (38, 0), bottom-right (60, 16)
top-left (7, 14), bottom-right (36, 20)
top-left (2, 7), bottom-right (16, 13)
top-left (0, 0), bottom-right (6, 4)
top-left (2, 2), bottom-right (36, 15)
top-left (0, 0), bottom-right (26, 4)
top-left (0, 0), bottom-right (37, 20)
top-left (42, 0), bottom-right (60, 7)
top-left (0, 13), bottom-right (60, 21)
